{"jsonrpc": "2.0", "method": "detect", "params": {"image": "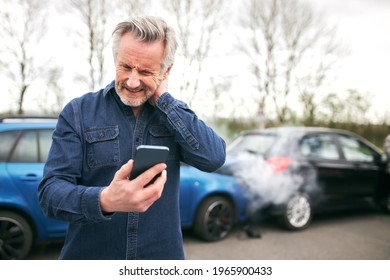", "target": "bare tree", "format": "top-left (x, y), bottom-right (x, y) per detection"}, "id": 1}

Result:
top-left (35, 67), bottom-right (66, 115)
top-left (238, 0), bottom-right (341, 124)
top-left (298, 35), bottom-right (341, 125)
top-left (165, 0), bottom-right (227, 107)
top-left (67, 0), bottom-right (112, 90)
top-left (0, 0), bottom-right (48, 114)
top-left (209, 75), bottom-right (235, 119)
top-left (123, 0), bottom-right (153, 16)
top-left (238, 0), bottom-right (278, 126)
